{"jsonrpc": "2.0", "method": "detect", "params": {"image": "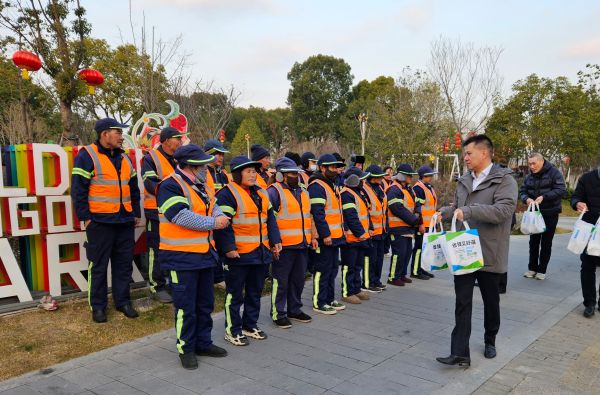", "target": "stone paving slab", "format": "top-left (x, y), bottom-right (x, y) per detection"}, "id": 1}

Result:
top-left (0, 232), bottom-right (592, 394)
